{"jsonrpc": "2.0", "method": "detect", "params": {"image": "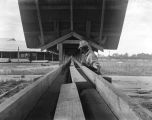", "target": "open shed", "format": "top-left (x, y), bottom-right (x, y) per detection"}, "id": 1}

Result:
top-left (18, 0), bottom-right (128, 63)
